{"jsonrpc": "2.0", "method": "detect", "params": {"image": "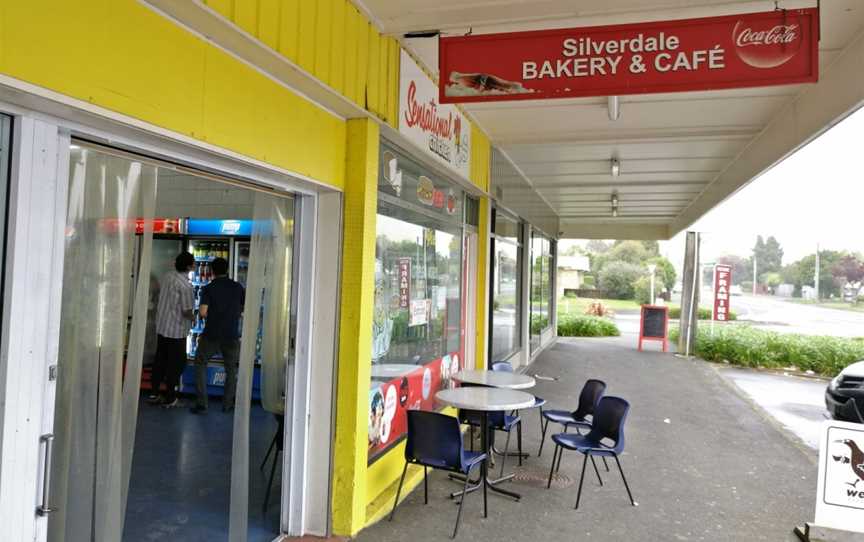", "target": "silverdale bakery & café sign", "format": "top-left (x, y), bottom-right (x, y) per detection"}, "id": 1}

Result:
top-left (439, 8), bottom-right (818, 103)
